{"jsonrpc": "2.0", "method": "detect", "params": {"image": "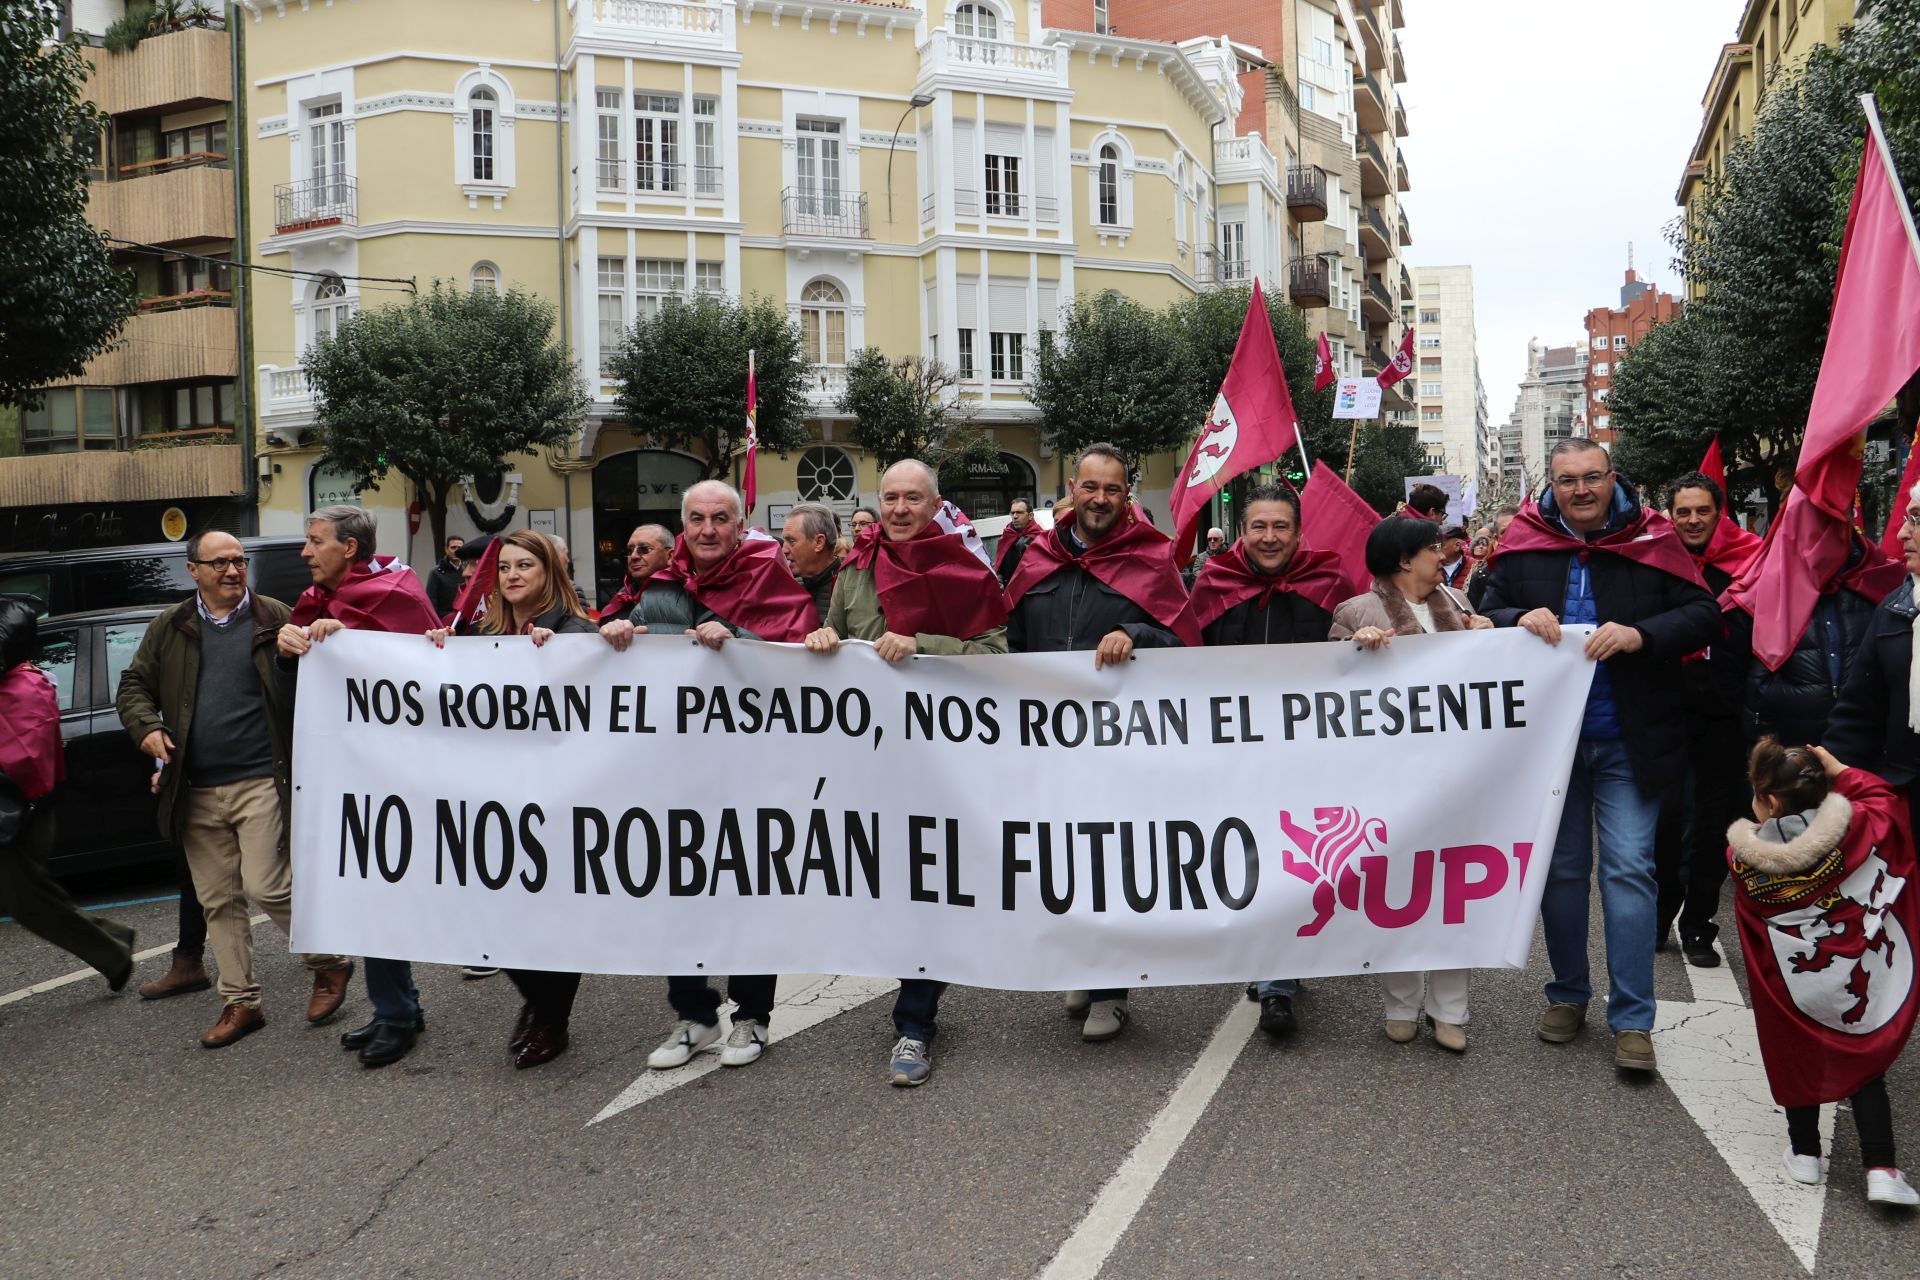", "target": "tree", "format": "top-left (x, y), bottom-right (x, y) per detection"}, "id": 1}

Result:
top-left (1029, 292), bottom-right (1195, 463)
top-left (837, 348), bottom-right (994, 478)
top-left (0, 6), bottom-right (138, 407)
top-left (609, 294), bottom-right (808, 480)
top-left (1606, 312), bottom-right (1725, 494)
top-left (303, 283), bottom-right (590, 551)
